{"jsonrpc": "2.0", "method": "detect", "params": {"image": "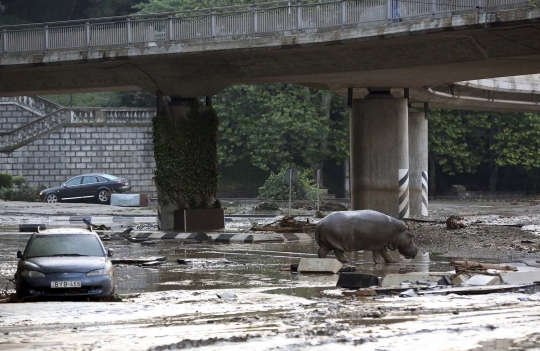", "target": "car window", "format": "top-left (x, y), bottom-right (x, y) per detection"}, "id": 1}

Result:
top-left (25, 234), bottom-right (105, 258)
top-left (65, 177), bottom-right (81, 186)
top-left (101, 174), bottom-right (119, 180)
top-left (97, 177), bottom-right (108, 182)
top-left (82, 176), bottom-right (98, 184)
